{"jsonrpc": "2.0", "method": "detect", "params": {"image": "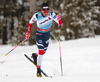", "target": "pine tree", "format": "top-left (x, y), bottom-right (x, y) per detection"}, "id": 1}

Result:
top-left (48, 0), bottom-right (100, 40)
top-left (65, 0), bottom-right (100, 39)
top-left (11, 14), bottom-right (27, 45)
top-left (10, 0), bottom-right (29, 45)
